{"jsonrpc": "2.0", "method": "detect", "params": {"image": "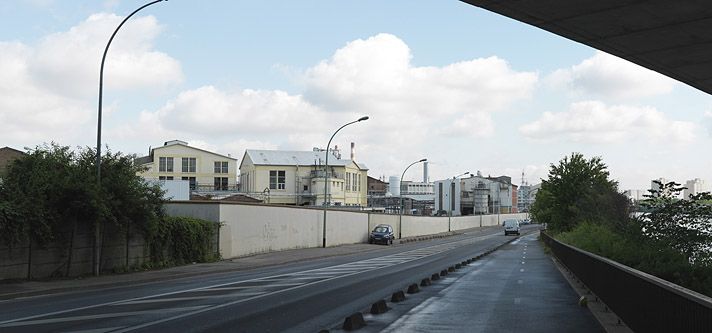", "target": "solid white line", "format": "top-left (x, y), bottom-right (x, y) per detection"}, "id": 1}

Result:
top-left (65, 326), bottom-right (125, 333)
top-left (114, 294), bottom-right (265, 305)
top-left (0, 306), bottom-right (206, 327)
